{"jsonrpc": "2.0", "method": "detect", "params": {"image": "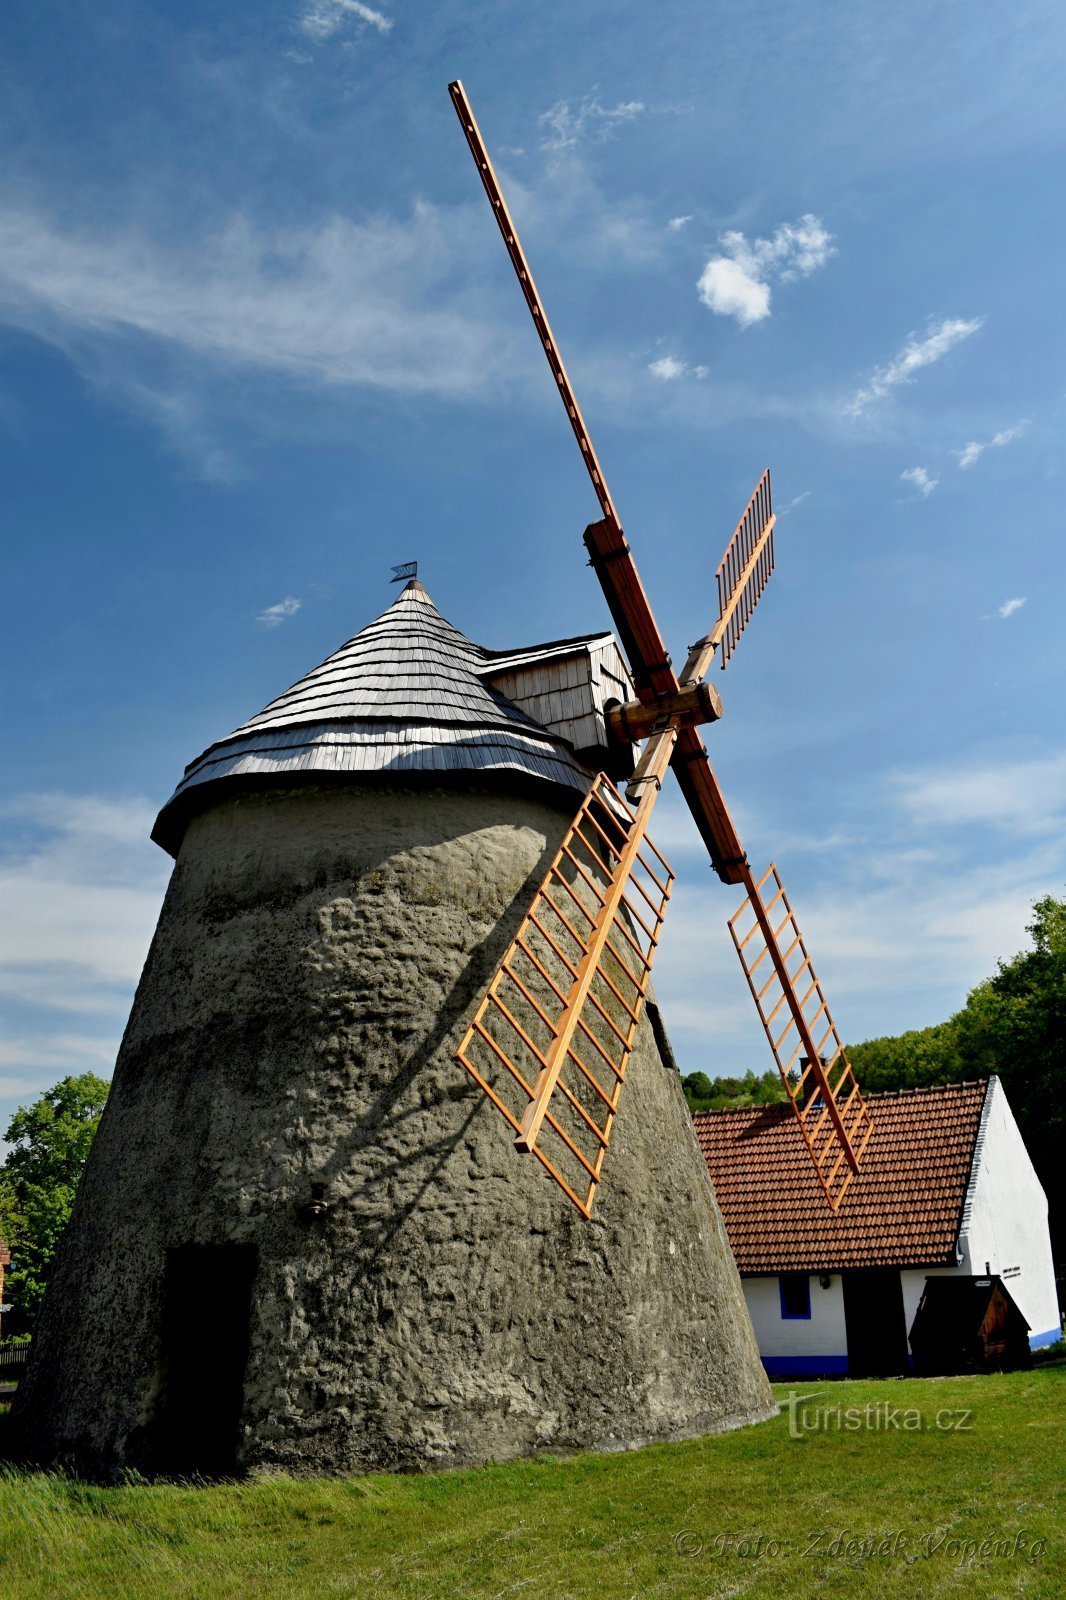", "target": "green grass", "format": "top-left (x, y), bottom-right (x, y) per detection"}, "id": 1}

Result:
top-left (1, 1367), bottom-right (1063, 1599)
